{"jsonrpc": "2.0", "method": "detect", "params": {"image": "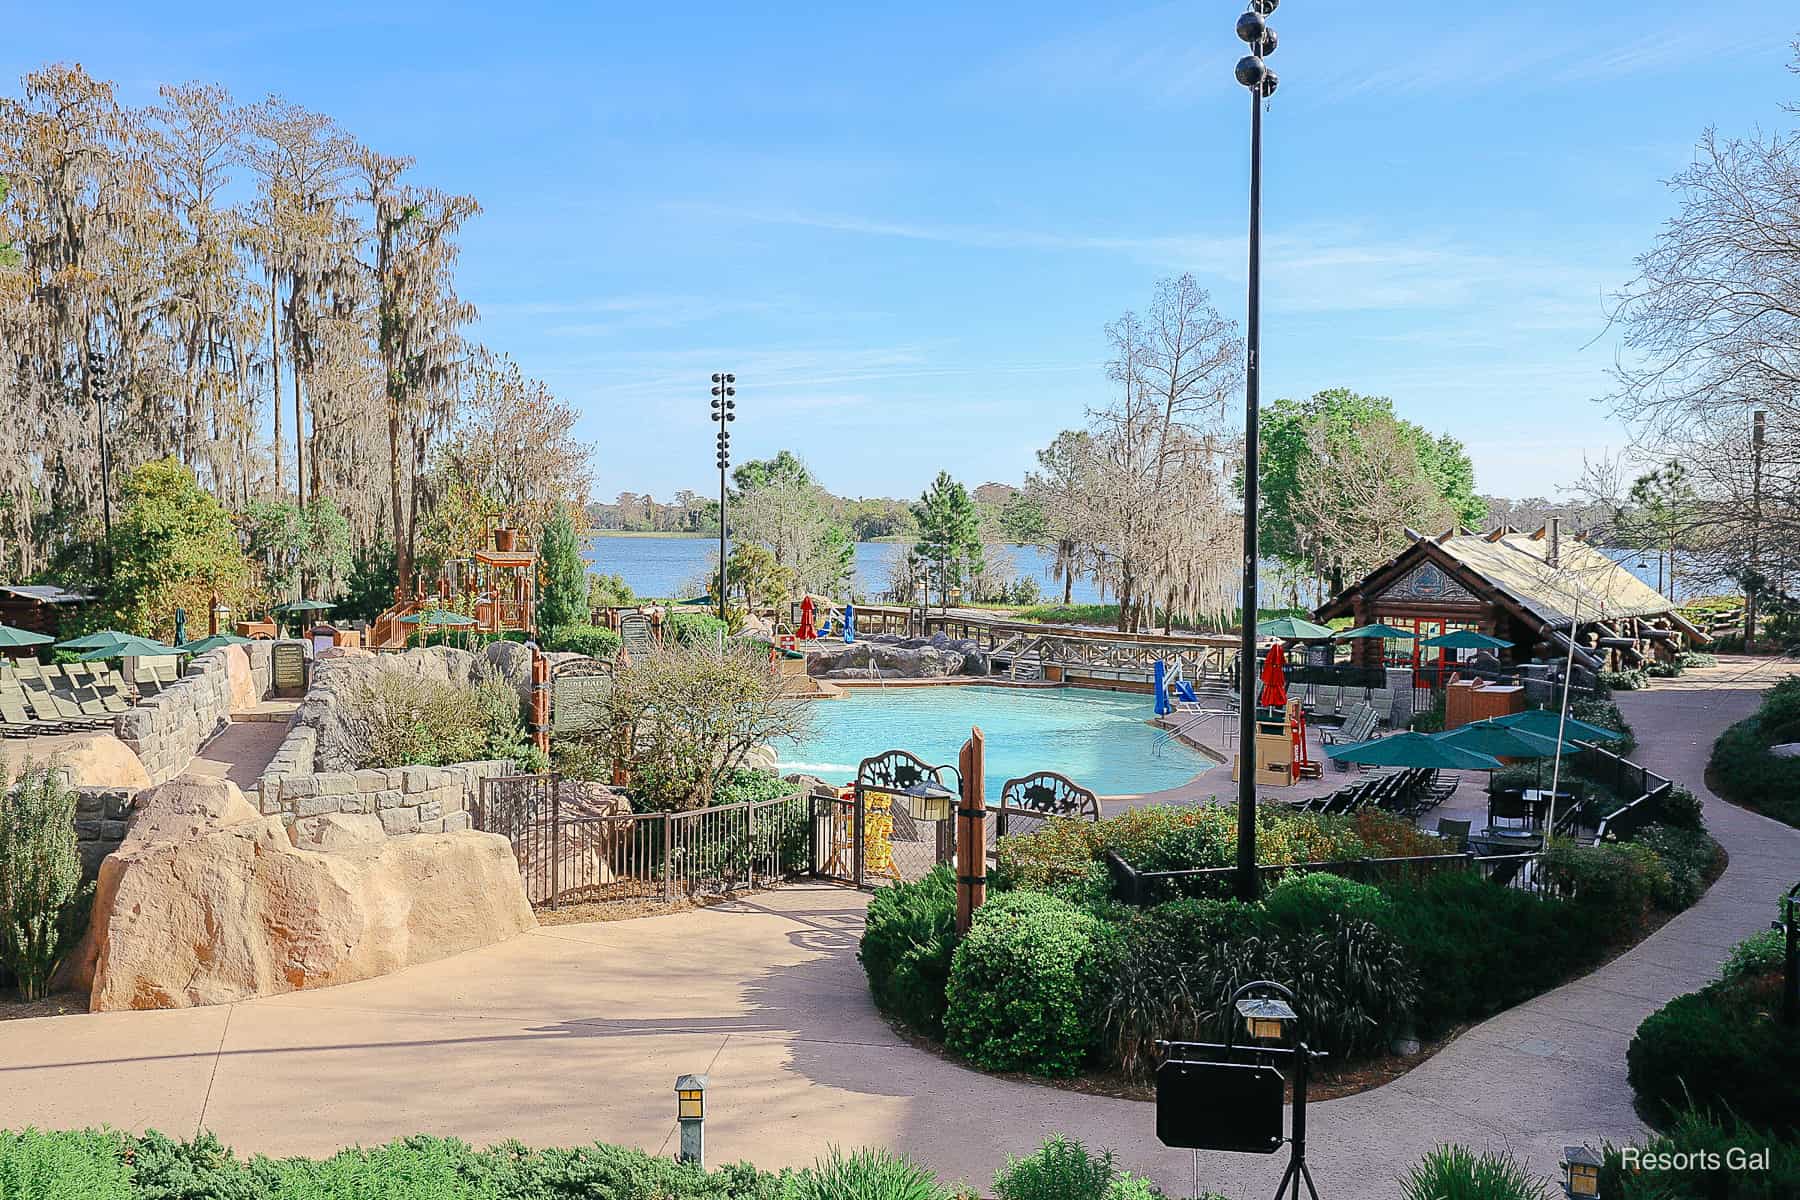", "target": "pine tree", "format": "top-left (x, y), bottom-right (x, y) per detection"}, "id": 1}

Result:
top-left (537, 510), bottom-right (590, 630)
top-left (912, 471), bottom-right (984, 606)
